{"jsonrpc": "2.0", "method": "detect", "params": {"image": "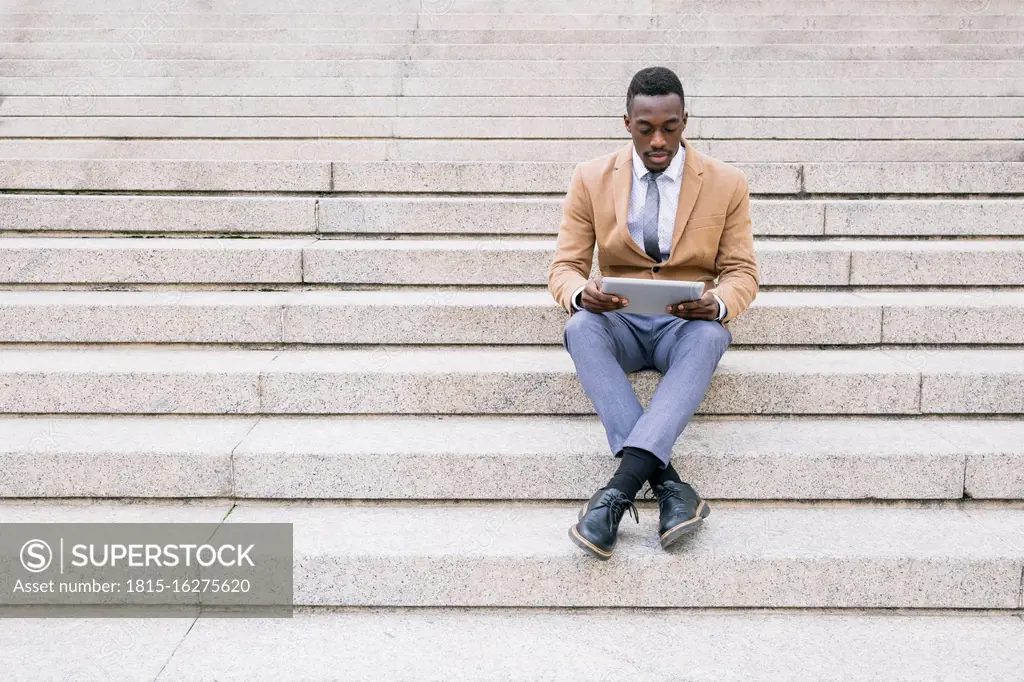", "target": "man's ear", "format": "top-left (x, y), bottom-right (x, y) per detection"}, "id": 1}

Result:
top-left (681, 112), bottom-right (688, 131)
top-left (623, 114), bottom-right (630, 133)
